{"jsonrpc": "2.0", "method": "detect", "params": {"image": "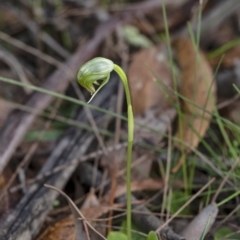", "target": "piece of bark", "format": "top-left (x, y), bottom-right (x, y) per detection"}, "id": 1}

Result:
top-left (0, 79), bottom-right (117, 240)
